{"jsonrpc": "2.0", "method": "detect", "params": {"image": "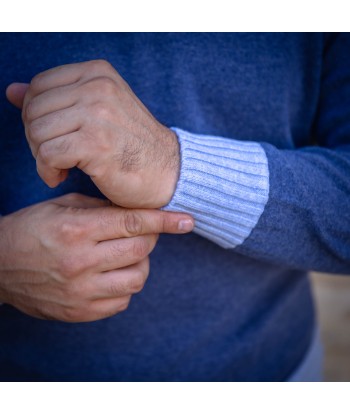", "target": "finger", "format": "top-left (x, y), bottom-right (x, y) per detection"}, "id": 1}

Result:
top-left (52, 193), bottom-right (111, 209)
top-left (95, 235), bottom-right (157, 271)
top-left (36, 131), bottom-right (84, 187)
top-left (87, 295), bottom-right (132, 322)
top-left (27, 106), bottom-right (81, 154)
top-left (86, 207), bottom-right (195, 241)
top-left (36, 159), bottom-right (66, 188)
top-left (6, 83), bottom-right (29, 109)
top-left (23, 83), bottom-right (78, 122)
top-left (28, 63), bottom-right (84, 97)
top-left (89, 257), bottom-right (150, 300)
top-left (51, 295), bottom-right (132, 323)
top-left (27, 60), bottom-right (117, 98)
